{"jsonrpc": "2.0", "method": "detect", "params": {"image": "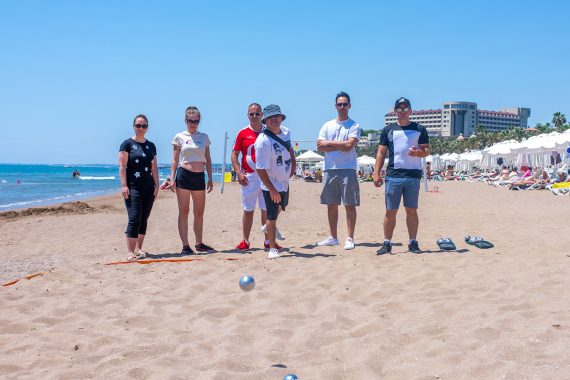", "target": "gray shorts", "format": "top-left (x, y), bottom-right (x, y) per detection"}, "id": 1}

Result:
top-left (320, 169), bottom-right (360, 206)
